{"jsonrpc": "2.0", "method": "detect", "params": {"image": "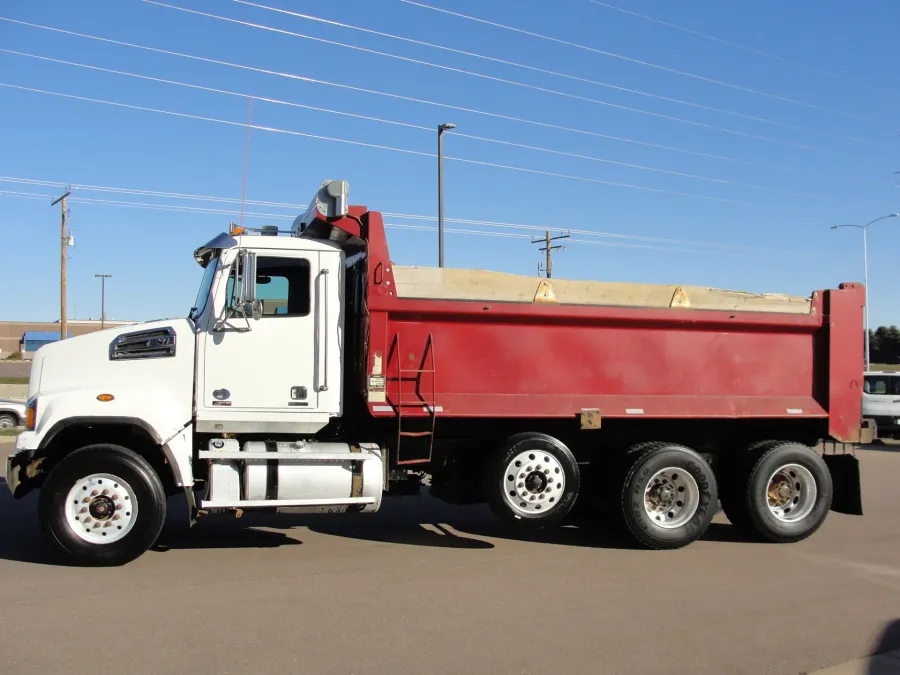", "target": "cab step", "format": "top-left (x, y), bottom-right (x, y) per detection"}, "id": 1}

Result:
top-left (198, 451), bottom-right (375, 462)
top-left (200, 497), bottom-right (377, 509)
